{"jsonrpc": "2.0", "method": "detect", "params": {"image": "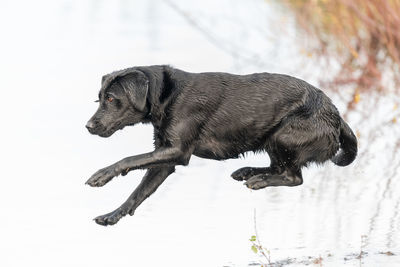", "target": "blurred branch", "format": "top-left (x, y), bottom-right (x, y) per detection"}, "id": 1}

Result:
top-left (163, 0), bottom-right (267, 68)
